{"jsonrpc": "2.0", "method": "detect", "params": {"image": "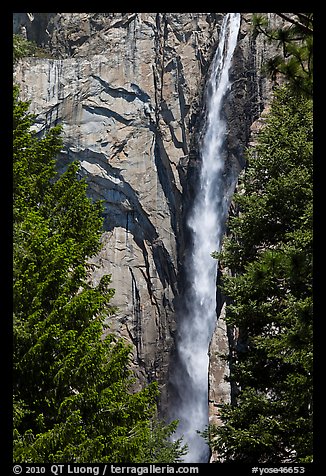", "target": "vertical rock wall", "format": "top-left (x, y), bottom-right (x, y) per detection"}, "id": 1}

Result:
top-left (13, 12), bottom-right (280, 416)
